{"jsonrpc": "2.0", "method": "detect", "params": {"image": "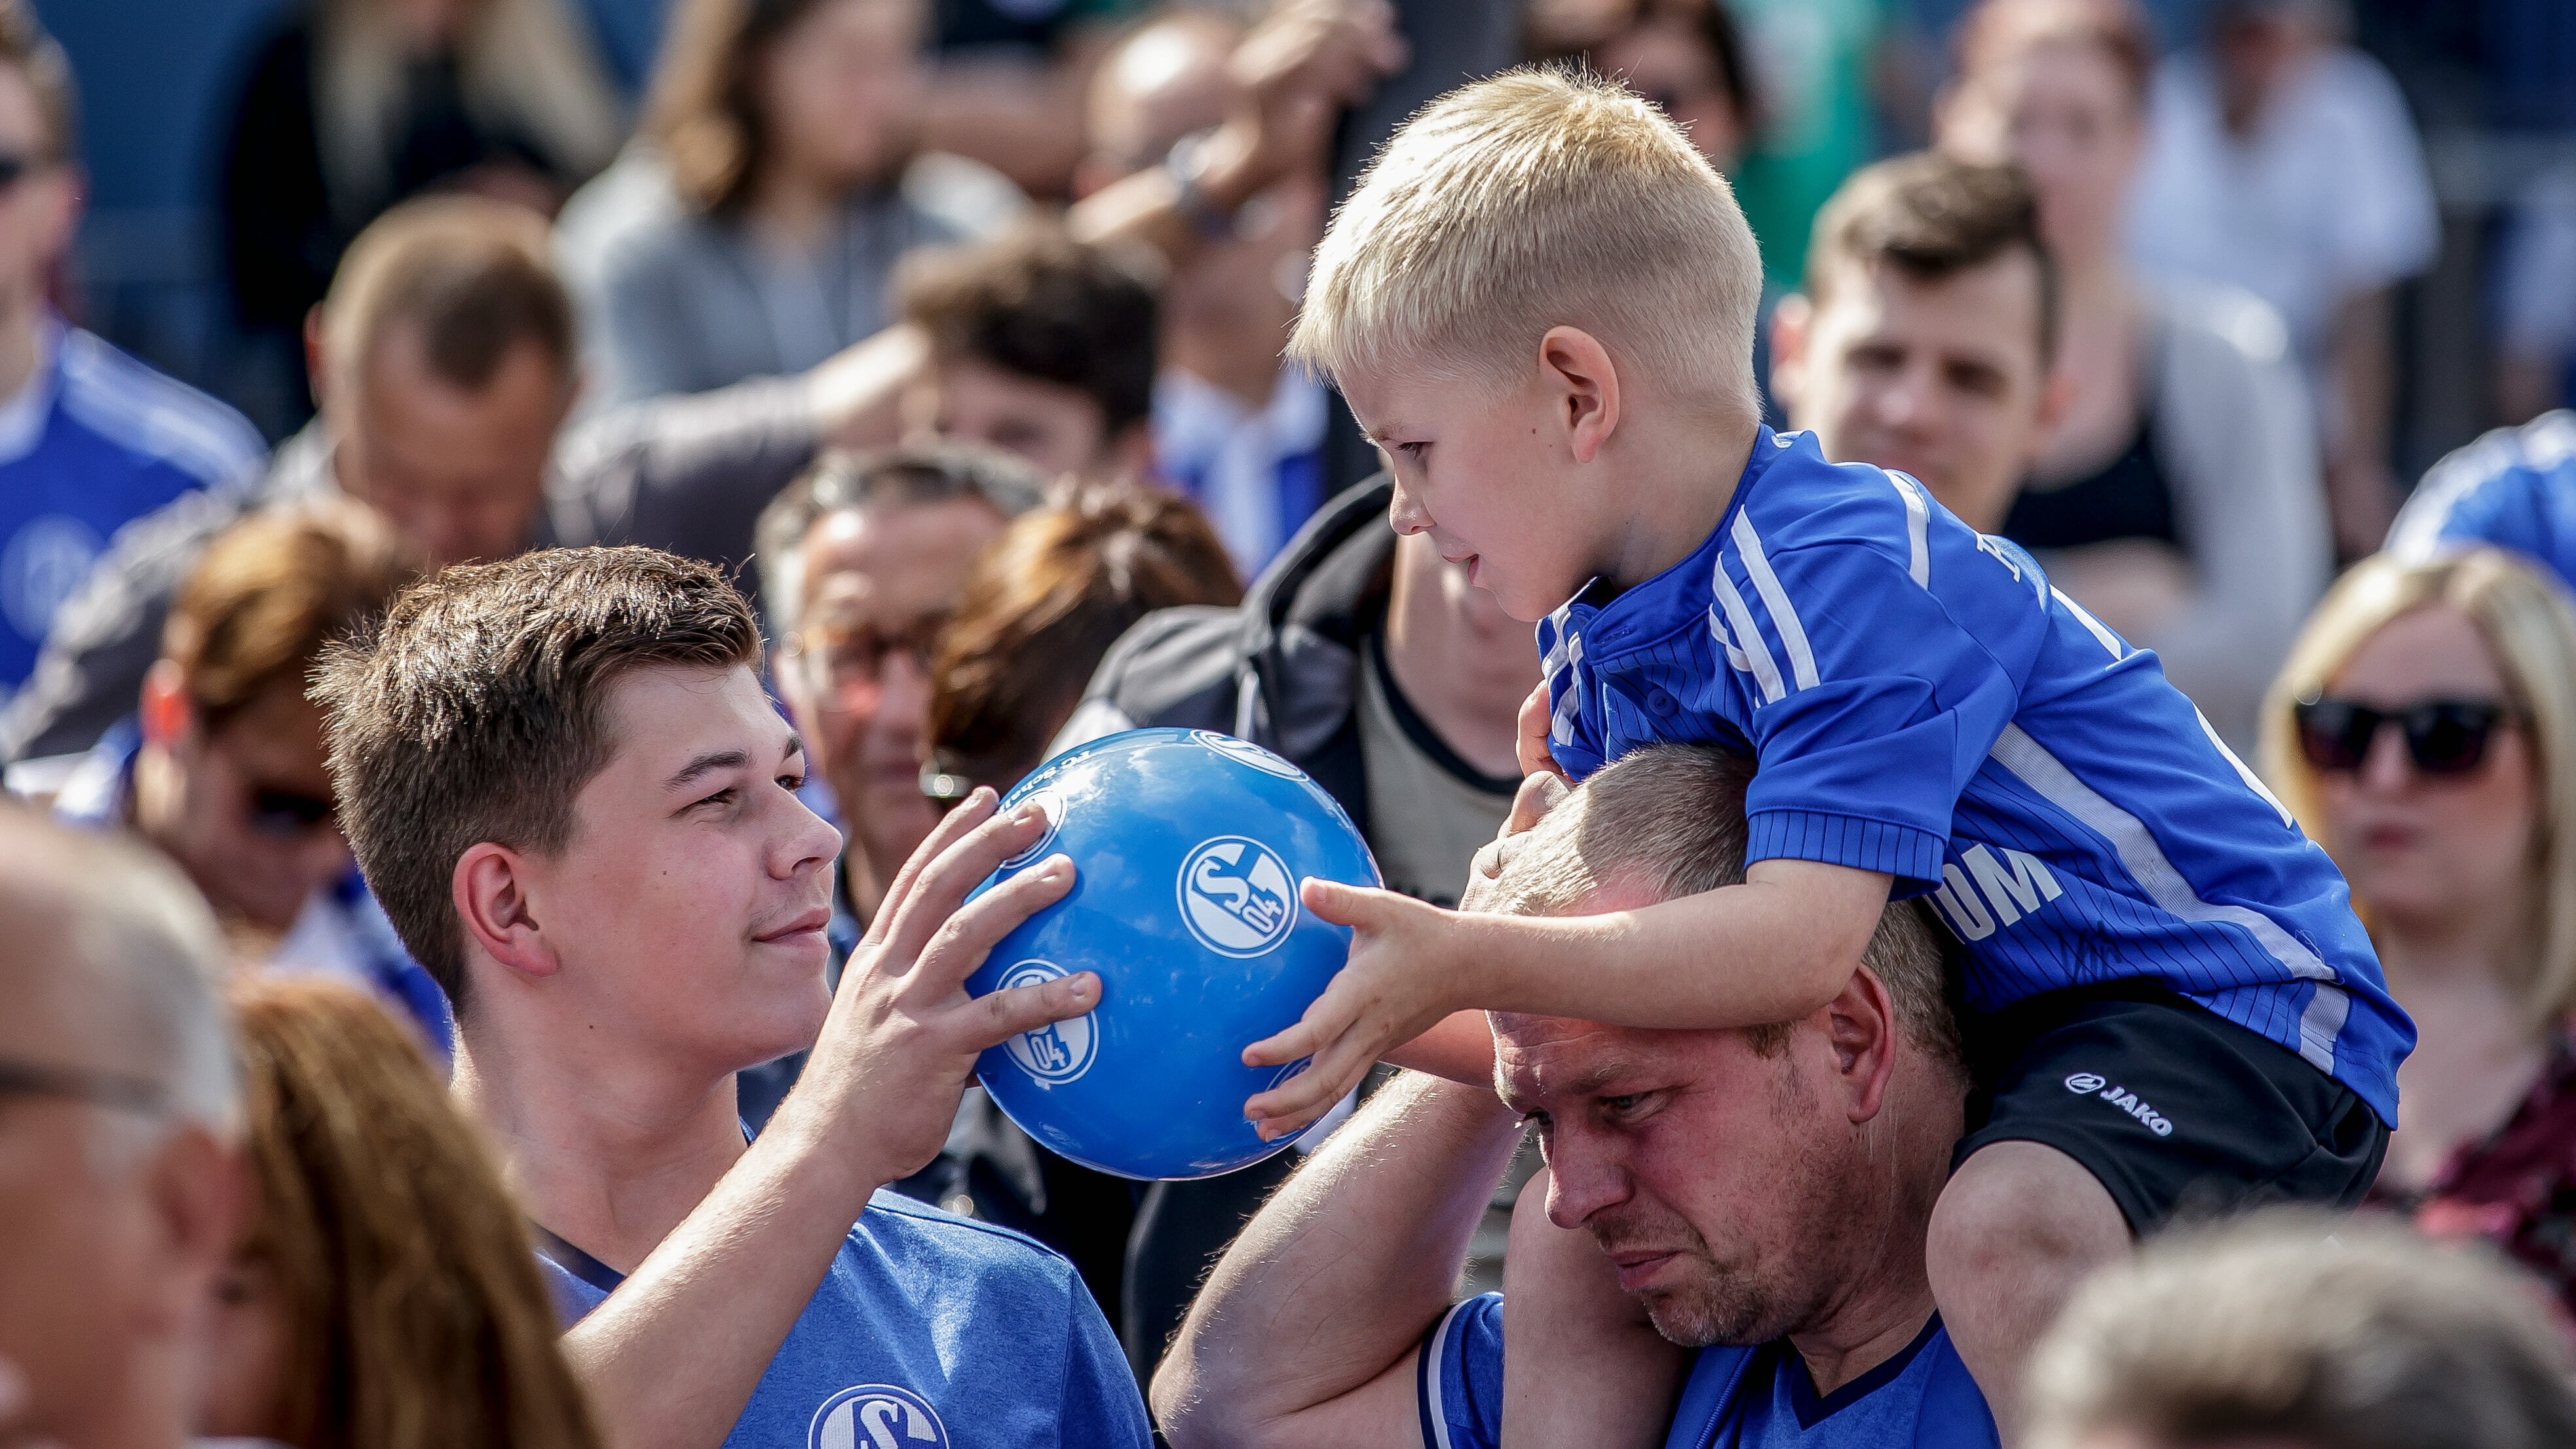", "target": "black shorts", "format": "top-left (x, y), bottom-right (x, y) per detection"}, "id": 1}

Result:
top-left (1952, 982), bottom-right (2389, 1235)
